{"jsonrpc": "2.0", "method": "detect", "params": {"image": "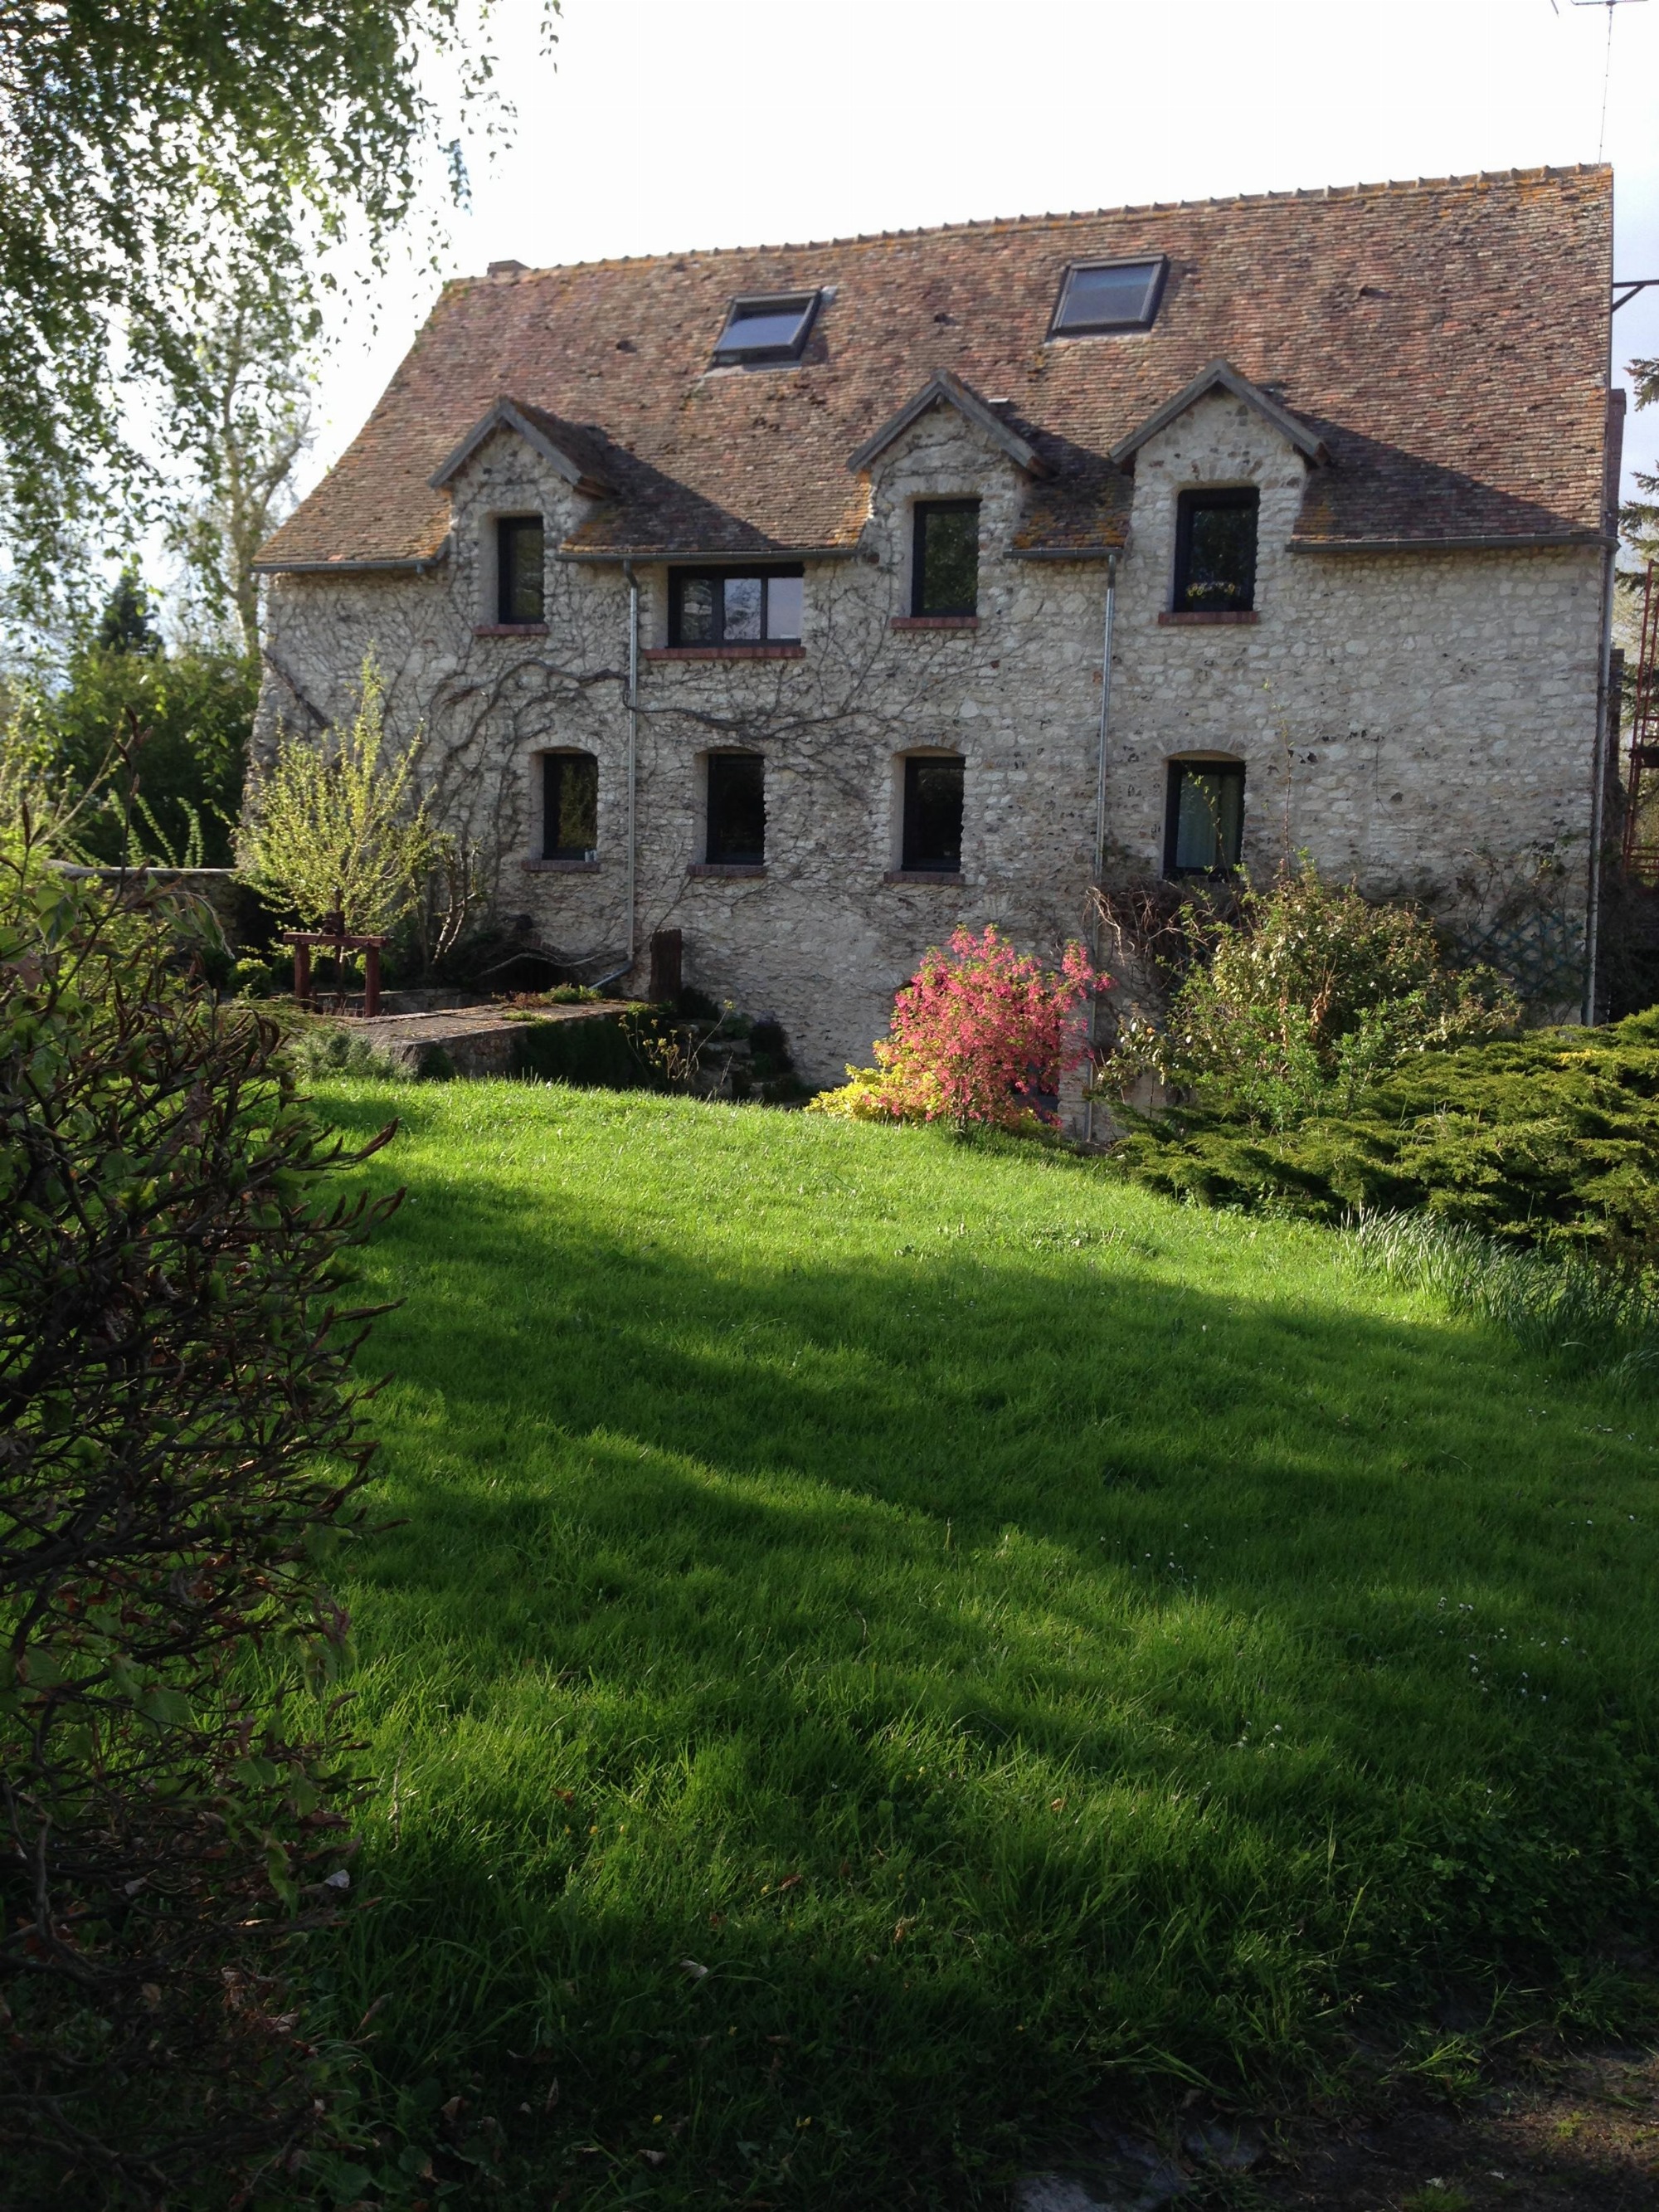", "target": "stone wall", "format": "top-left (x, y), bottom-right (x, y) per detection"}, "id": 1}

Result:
top-left (257, 392), bottom-right (1607, 1086)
